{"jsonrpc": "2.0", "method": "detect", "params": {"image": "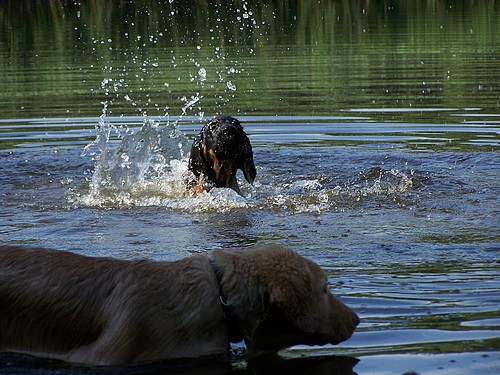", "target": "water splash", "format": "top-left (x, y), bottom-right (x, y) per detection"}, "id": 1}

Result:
top-left (164, 188), bottom-right (251, 213)
top-left (77, 115), bottom-right (191, 207)
top-left (347, 167), bottom-right (414, 200)
top-left (75, 106), bottom-right (415, 213)
top-left (259, 168), bottom-right (414, 214)
top-left (75, 112), bottom-right (256, 211)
